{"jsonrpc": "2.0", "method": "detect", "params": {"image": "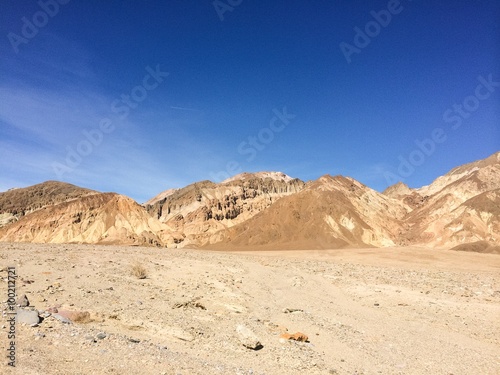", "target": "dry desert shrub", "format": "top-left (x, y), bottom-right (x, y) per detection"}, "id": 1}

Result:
top-left (130, 263), bottom-right (147, 279)
top-left (71, 311), bottom-right (92, 323)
